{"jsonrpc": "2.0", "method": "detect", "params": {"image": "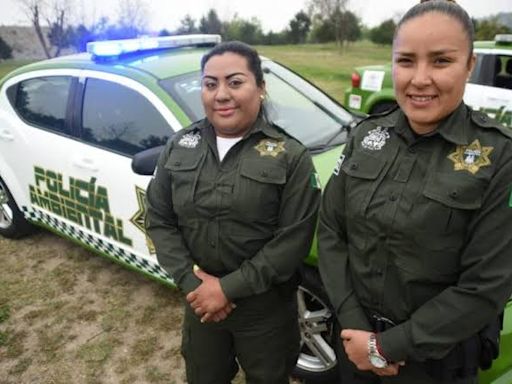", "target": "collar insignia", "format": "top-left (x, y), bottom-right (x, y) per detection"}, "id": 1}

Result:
top-left (178, 132), bottom-right (201, 148)
top-left (255, 139), bottom-right (285, 157)
top-left (447, 139), bottom-right (493, 175)
top-left (361, 126), bottom-right (390, 151)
